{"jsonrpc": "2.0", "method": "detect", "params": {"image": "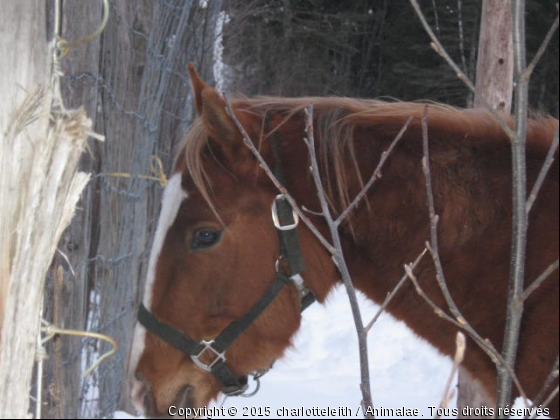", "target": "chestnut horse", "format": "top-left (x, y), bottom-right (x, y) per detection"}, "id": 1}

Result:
top-left (129, 65), bottom-right (559, 417)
